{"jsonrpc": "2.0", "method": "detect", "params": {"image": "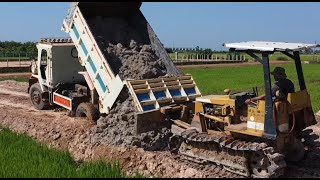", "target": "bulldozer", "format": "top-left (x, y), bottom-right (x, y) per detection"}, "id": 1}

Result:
top-left (153, 41), bottom-right (319, 178)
